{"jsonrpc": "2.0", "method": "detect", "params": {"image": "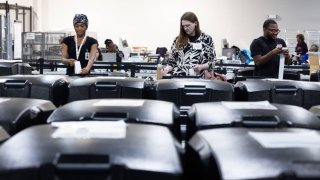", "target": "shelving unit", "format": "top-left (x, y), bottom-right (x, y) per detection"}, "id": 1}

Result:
top-left (21, 32), bottom-right (66, 61)
top-left (305, 30), bottom-right (320, 48)
top-left (280, 29), bottom-right (320, 53)
top-left (280, 29), bottom-right (301, 53)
